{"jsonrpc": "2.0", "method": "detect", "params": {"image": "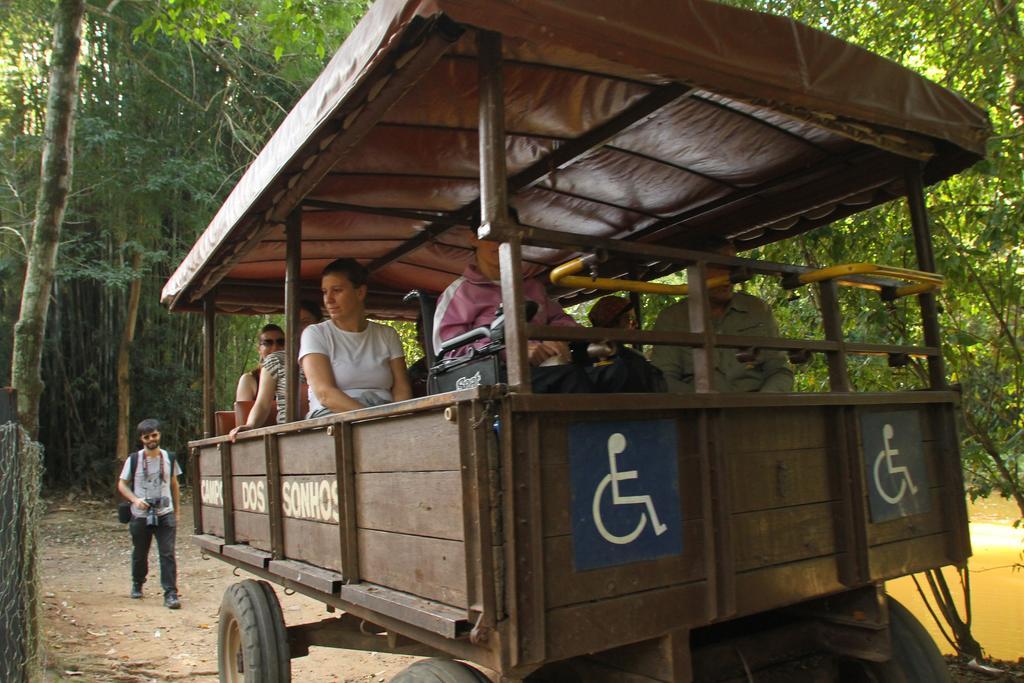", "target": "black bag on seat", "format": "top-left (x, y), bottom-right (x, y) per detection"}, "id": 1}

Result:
top-left (428, 353), bottom-right (502, 393)
top-left (586, 347), bottom-right (667, 393)
top-left (427, 302), bottom-right (535, 394)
